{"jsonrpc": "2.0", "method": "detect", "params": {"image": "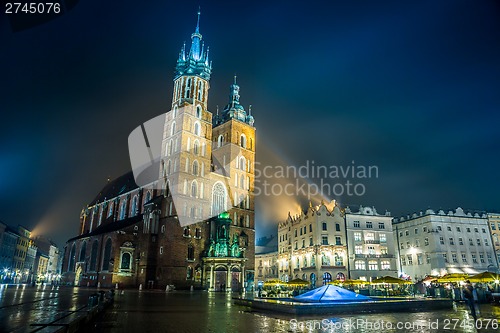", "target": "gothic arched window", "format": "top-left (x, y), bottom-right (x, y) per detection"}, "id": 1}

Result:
top-left (191, 180), bottom-right (198, 197)
top-left (171, 121), bottom-right (176, 136)
top-left (120, 252), bottom-right (131, 270)
top-left (196, 105), bottom-right (202, 118)
top-left (166, 160), bottom-right (171, 176)
top-left (187, 245), bottom-right (194, 260)
top-left (79, 241), bottom-right (87, 262)
top-left (120, 199), bottom-right (127, 220)
top-left (131, 195), bottom-right (138, 217)
top-left (217, 135), bottom-right (223, 148)
top-left (102, 238), bottom-right (112, 271)
top-left (68, 243), bottom-right (76, 272)
top-left (197, 82), bottom-right (203, 101)
top-left (211, 182), bottom-right (227, 216)
top-left (194, 122), bottom-right (200, 136)
top-left (193, 140), bottom-right (200, 155)
top-left (240, 134), bottom-right (247, 148)
top-left (192, 160), bottom-right (199, 175)
top-left (239, 156), bottom-right (246, 170)
top-left (90, 240), bottom-right (98, 271)
top-left (107, 202), bottom-right (114, 218)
